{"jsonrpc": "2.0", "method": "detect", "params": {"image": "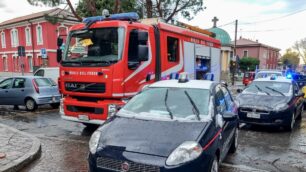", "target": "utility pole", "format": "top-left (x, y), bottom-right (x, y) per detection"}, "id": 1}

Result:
top-left (232, 19), bottom-right (238, 86)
